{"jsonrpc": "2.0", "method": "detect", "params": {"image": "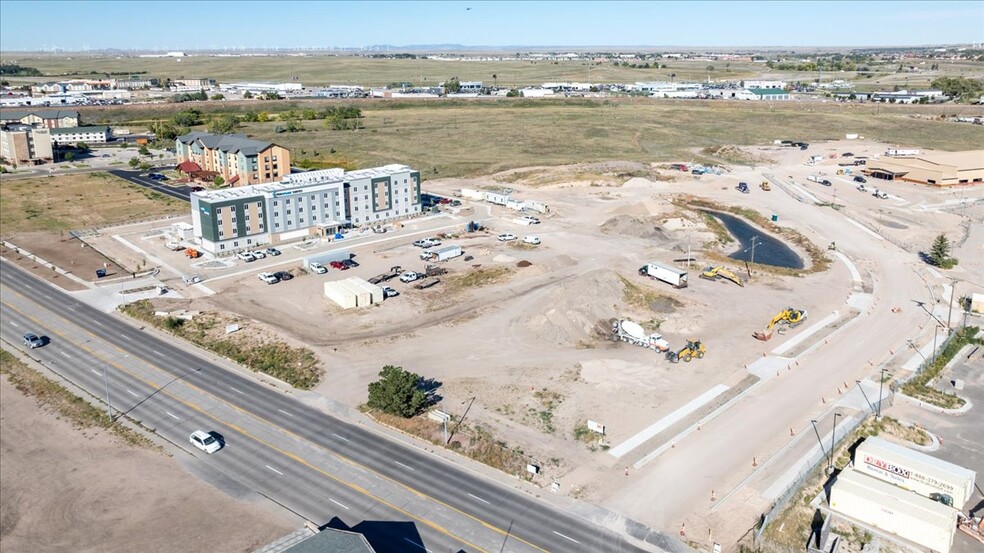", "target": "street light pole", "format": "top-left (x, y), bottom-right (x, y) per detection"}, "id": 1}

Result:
top-left (810, 419), bottom-right (826, 463)
top-left (829, 413), bottom-right (842, 474)
top-left (750, 236), bottom-right (760, 266)
top-left (447, 396), bottom-right (476, 445)
top-left (855, 380), bottom-right (875, 413)
top-left (102, 365), bottom-right (113, 422)
top-left (946, 279), bottom-right (957, 333)
top-left (877, 368), bottom-right (887, 418)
